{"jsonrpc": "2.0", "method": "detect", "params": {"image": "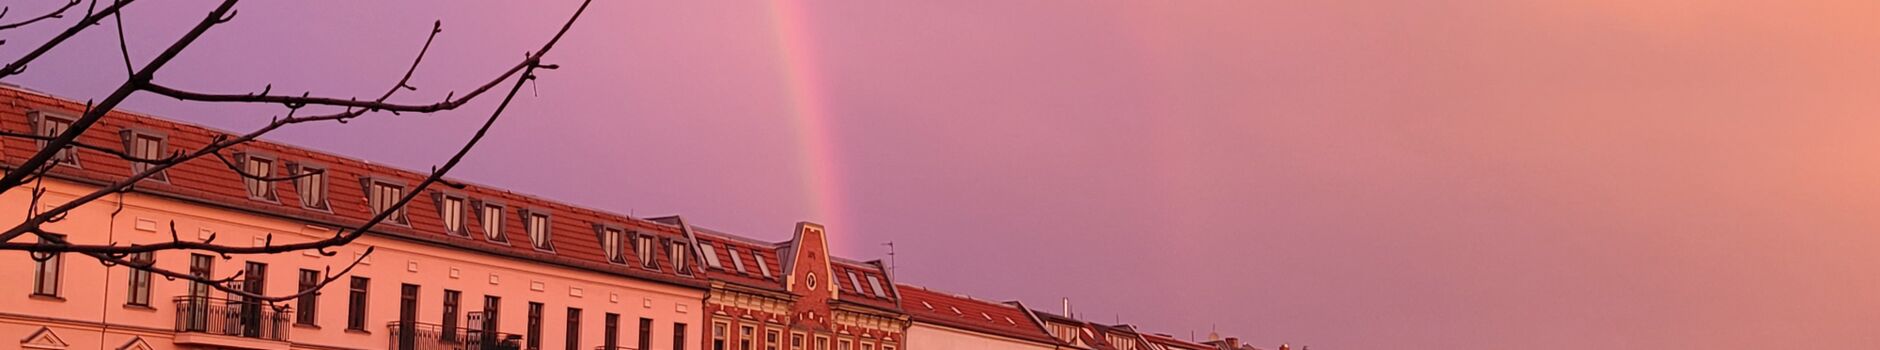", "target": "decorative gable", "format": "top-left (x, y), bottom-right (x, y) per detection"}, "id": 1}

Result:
top-left (116, 337), bottom-right (154, 350)
top-left (21, 327), bottom-right (68, 350)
